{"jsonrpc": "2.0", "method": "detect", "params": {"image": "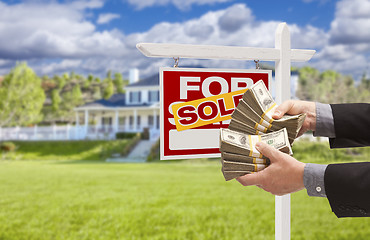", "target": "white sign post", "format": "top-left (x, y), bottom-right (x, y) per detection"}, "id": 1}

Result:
top-left (137, 22), bottom-right (315, 240)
